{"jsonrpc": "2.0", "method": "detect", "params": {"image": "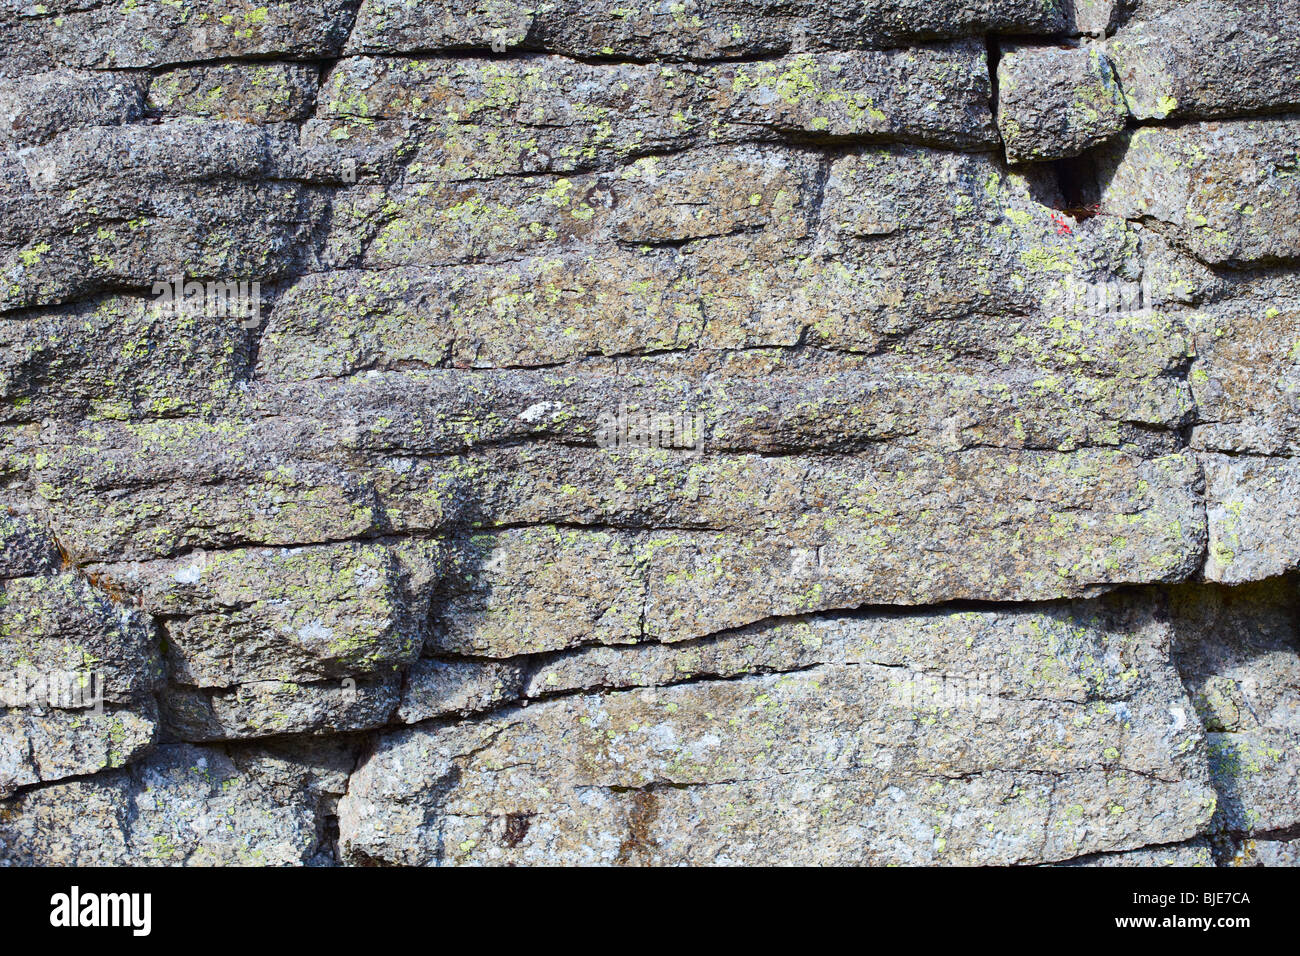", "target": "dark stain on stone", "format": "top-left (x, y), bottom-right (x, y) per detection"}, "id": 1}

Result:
top-left (615, 789), bottom-right (659, 864)
top-left (503, 811), bottom-right (532, 848)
